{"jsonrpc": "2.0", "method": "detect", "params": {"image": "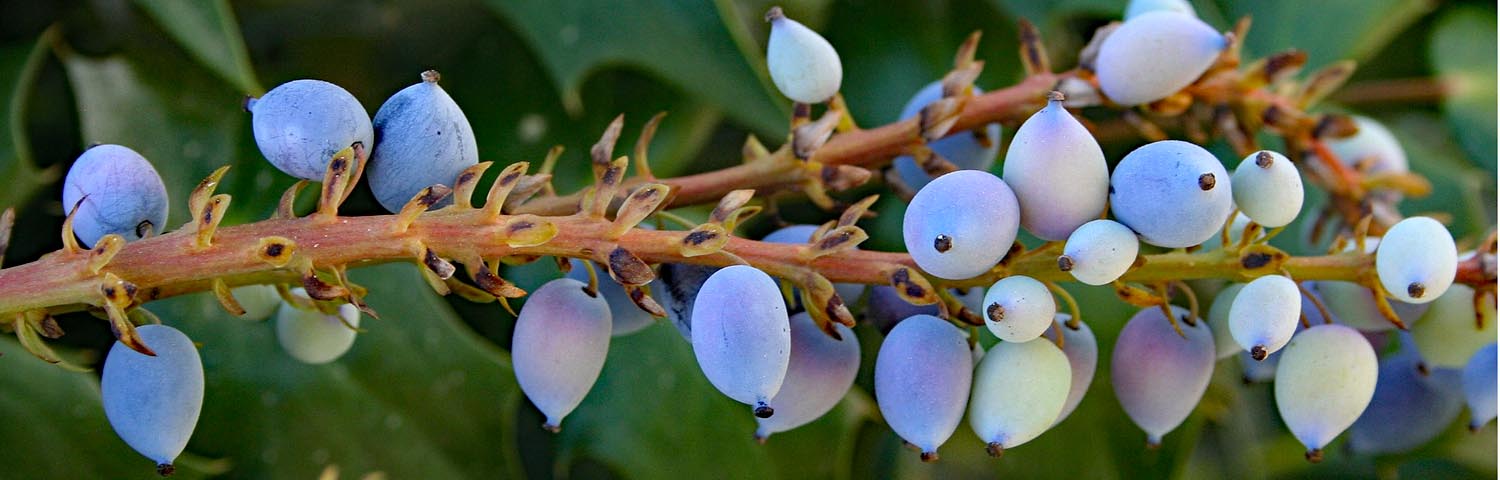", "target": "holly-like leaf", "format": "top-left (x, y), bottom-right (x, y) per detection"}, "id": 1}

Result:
top-left (0, 31), bottom-right (55, 210)
top-left (482, 0), bottom-right (787, 136)
top-left (131, 0), bottom-right (263, 95)
top-left (1429, 6), bottom-right (1497, 173)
